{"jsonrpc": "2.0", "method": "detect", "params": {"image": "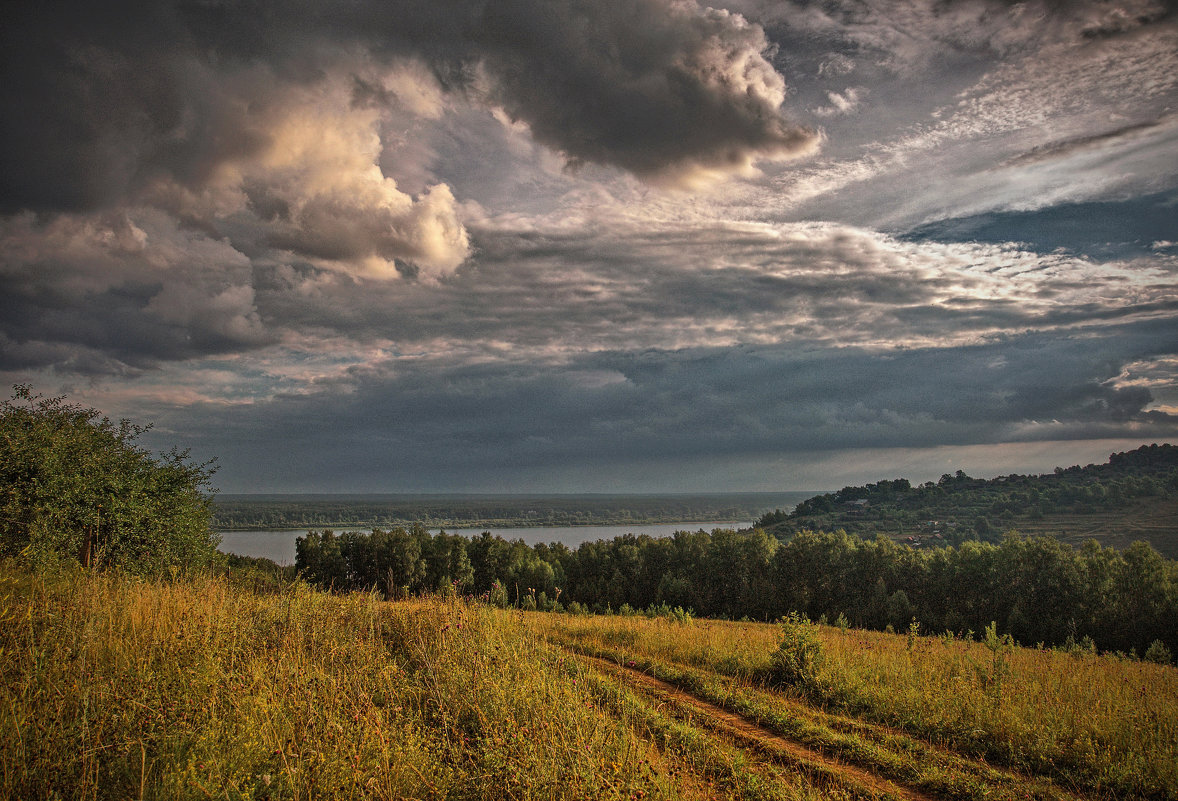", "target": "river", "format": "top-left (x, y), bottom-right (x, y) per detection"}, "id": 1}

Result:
top-left (217, 521), bottom-right (752, 566)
